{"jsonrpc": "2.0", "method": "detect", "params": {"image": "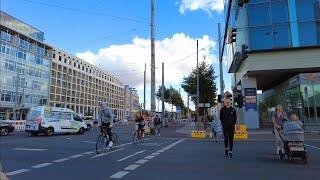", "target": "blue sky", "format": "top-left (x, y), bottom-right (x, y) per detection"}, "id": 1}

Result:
top-left (1, 0), bottom-right (231, 110)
